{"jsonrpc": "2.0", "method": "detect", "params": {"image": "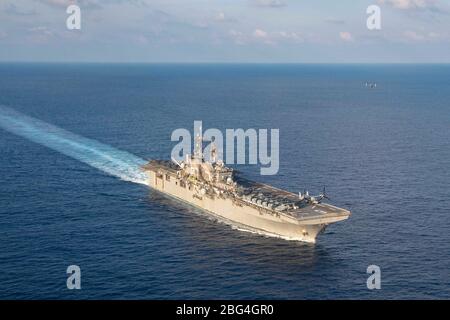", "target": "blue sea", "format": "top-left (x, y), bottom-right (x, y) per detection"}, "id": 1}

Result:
top-left (0, 63), bottom-right (449, 299)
